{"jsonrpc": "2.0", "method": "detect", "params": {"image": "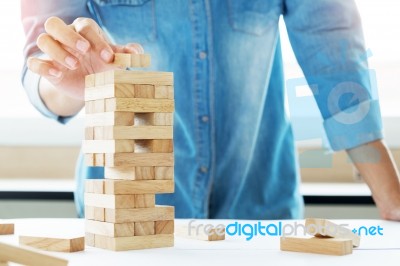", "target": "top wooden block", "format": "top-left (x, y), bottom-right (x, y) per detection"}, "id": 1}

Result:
top-left (113, 53), bottom-right (151, 68)
top-left (85, 70), bottom-right (173, 88)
